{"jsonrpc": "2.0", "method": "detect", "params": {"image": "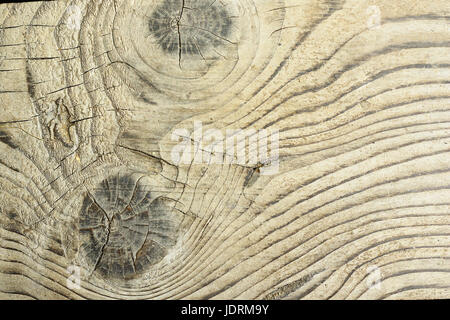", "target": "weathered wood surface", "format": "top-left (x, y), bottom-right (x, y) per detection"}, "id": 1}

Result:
top-left (0, 0), bottom-right (449, 300)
